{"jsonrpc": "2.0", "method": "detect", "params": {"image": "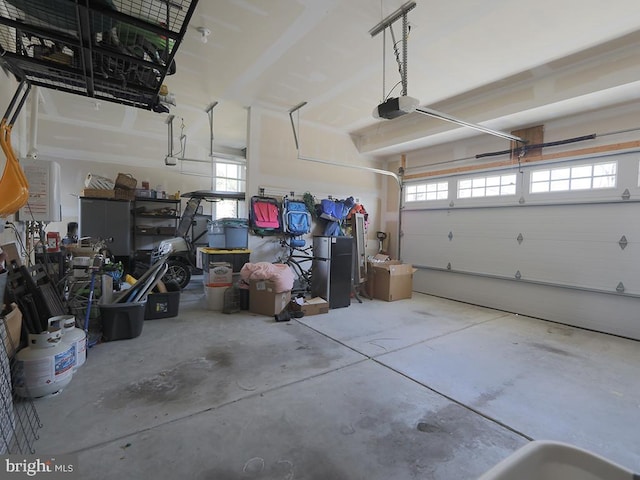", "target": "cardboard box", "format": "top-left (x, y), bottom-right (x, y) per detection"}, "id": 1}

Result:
top-left (207, 262), bottom-right (233, 287)
top-left (2, 303), bottom-right (23, 357)
top-left (1, 242), bottom-right (22, 266)
top-left (369, 261), bottom-right (416, 301)
top-left (249, 280), bottom-right (291, 316)
top-left (366, 254), bottom-right (392, 298)
top-left (81, 188), bottom-right (115, 199)
top-left (292, 296), bottom-right (329, 317)
top-left (371, 253), bottom-right (391, 262)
